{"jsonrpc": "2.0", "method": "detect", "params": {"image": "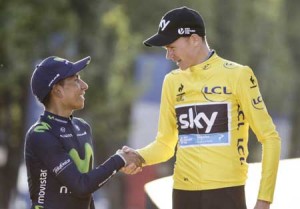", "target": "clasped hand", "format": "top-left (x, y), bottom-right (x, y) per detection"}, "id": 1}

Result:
top-left (117, 146), bottom-right (145, 175)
